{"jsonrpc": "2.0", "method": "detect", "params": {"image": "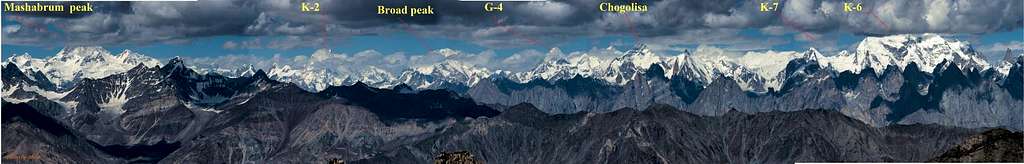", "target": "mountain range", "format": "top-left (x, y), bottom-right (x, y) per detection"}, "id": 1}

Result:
top-left (4, 34), bottom-right (1009, 92)
top-left (4, 34), bottom-right (1022, 128)
top-left (2, 33), bottom-right (1022, 163)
